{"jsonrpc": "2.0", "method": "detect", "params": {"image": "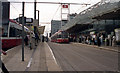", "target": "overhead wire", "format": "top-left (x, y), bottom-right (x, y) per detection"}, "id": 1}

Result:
top-left (75, 0), bottom-right (92, 13)
top-left (9, 1), bottom-right (91, 24)
top-left (51, 4), bottom-right (61, 20)
top-left (10, 3), bottom-right (21, 14)
top-left (9, 1), bottom-right (90, 5)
